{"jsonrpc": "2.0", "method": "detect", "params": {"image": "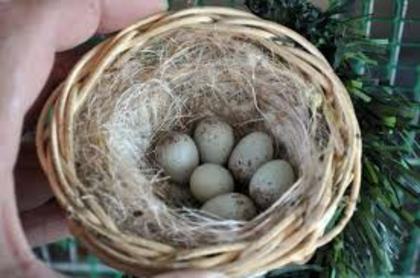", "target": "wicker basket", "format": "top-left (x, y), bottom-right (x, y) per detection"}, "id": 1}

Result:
top-left (36, 7), bottom-right (362, 277)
